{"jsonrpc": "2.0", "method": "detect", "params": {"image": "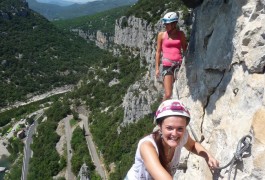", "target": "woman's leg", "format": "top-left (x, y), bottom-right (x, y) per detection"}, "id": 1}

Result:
top-left (163, 74), bottom-right (174, 101)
